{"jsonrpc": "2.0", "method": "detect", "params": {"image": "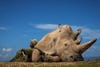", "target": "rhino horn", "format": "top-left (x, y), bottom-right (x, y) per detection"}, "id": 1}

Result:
top-left (77, 38), bottom-right (97, 53)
